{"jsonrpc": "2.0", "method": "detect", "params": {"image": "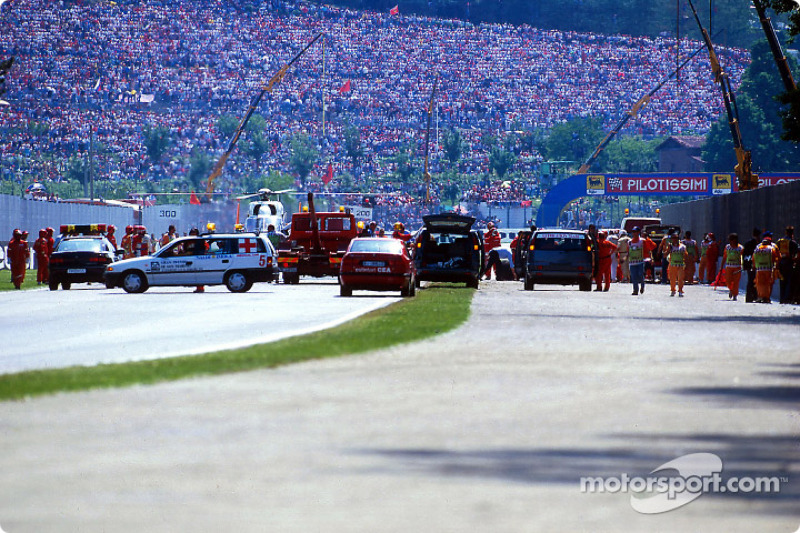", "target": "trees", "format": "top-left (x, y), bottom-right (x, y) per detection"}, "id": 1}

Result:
top-left (217, 114), bottom-right (239, 140)
top-left (289, 133), bottom-right (318, 186)
top-left (142, 124), bottom-right (171, 166)
top-left (392, 145), bottom-right (417, 184)
top-left (603, 137), bottom-right (661, 173)
top-left (442, 128), bottom-right (464, 164)
top-left (343, 124), bottom-right (364, 175)
top-left (243, 114), bottom-right (271, 171)
top-left (488, 135), bottom-right (517, 179)
top-left (702, 40), bottom-right (800, 172)
top-left (544, 116), bottom-right (606, 167)
top-left (187, 149), bottom-right (212, 191)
